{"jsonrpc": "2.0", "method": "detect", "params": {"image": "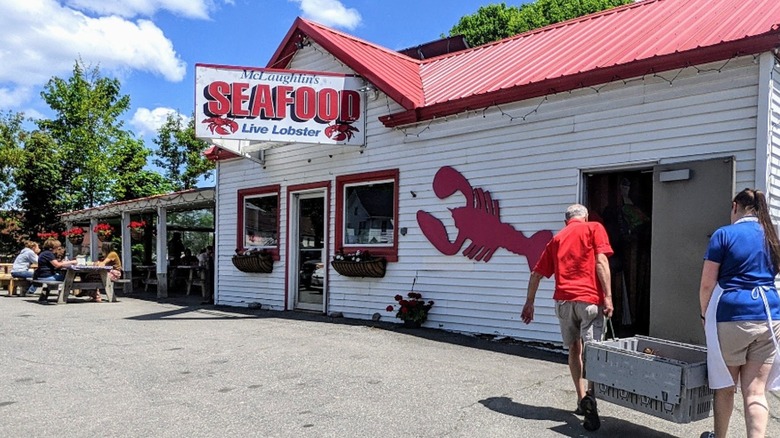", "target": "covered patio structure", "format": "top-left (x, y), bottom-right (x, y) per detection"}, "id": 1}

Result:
top-left (58, 187), bottom-right (215, 298)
